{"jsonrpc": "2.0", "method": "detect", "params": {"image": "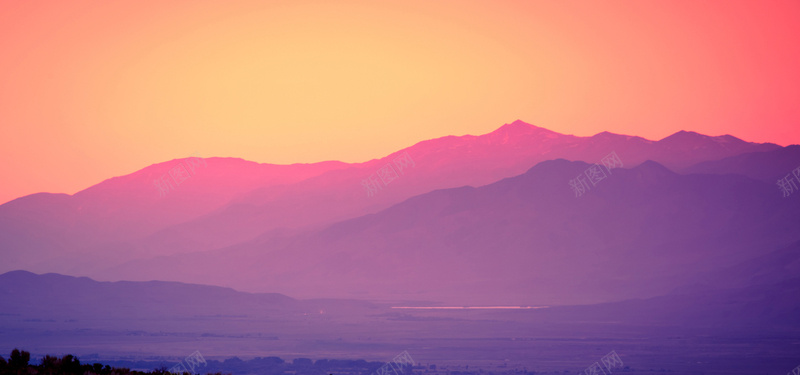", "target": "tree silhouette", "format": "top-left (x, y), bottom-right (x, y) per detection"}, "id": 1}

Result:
top-left (61, 354), bottom-right (82, 374)
top-left (8, 349), bottom-right (29, 369)
top-left (39, 355), bottom-right (59, 375)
